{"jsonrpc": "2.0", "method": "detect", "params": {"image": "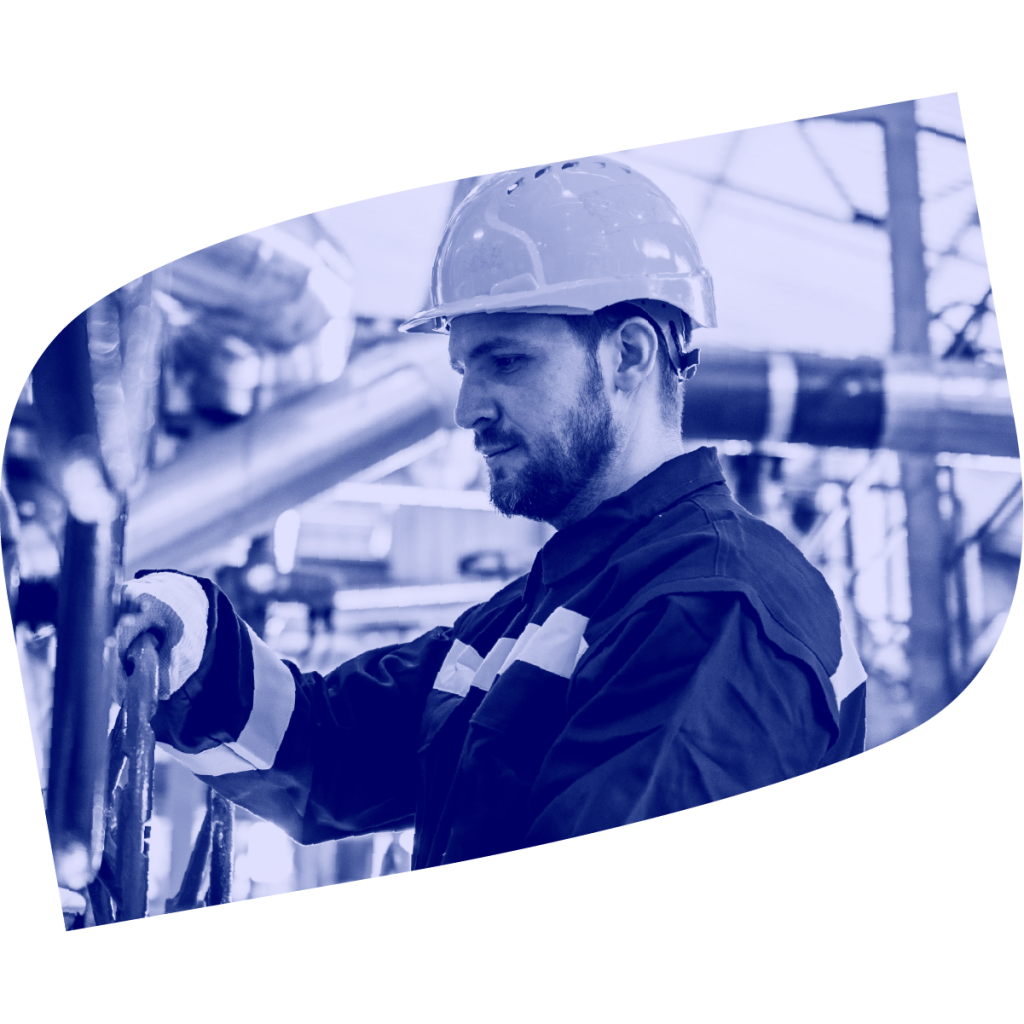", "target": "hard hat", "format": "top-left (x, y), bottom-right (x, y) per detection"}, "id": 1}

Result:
top-left (399, 157), bottom-right (717, 344)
